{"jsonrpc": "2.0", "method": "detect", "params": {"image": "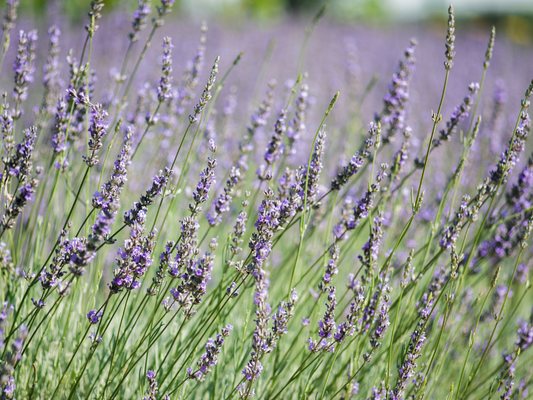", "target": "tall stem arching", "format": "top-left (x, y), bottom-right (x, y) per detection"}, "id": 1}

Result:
top-left (150, 117), bottom-right (200, 236)
top-left (130, 102), bottom-right (162, 160)
top-left (287, 91), bottom-right (339, 299)
top-left (365, 14), bottom-right (455, 309)
top-left (102, 32), bottom-right (153, 150)
top-left (109, 40), bottom-right (134, 110)
top-left (5, 162), bottom-right (90, 346)
top-left (414, 68), bottom-right (450, 205)
top-left (118, 26), bottom-right (157, 113)
top-left (83, 27), bottom-right (96, 240)
top-left (103, 8), bottom-right (175, 151)
top-left (459, 240), bottom-right (527, 400)
top-left (458, 91), bottom-right (531, 295)
top-left (4, 3), bottom-right (103, 345)
top-left (414, 4), bottom-right (456, 204)
top-left (446, 26), bottom-right (495, 223)
top-left (320, 343), bottom-right (342, 398)
top-left (296, 4), bottom-right (327, 77)
top-left (454, 280), bottom-right (495, 400)
top-left (151, 53), bottom-right (241, 238)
